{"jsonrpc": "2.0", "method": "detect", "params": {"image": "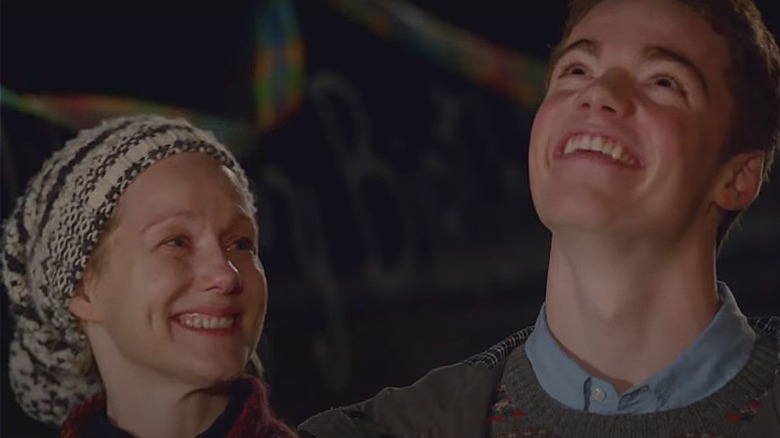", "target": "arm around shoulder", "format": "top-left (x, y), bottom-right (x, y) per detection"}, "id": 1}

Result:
top-left (298, 360), bottom-right (504, 438)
